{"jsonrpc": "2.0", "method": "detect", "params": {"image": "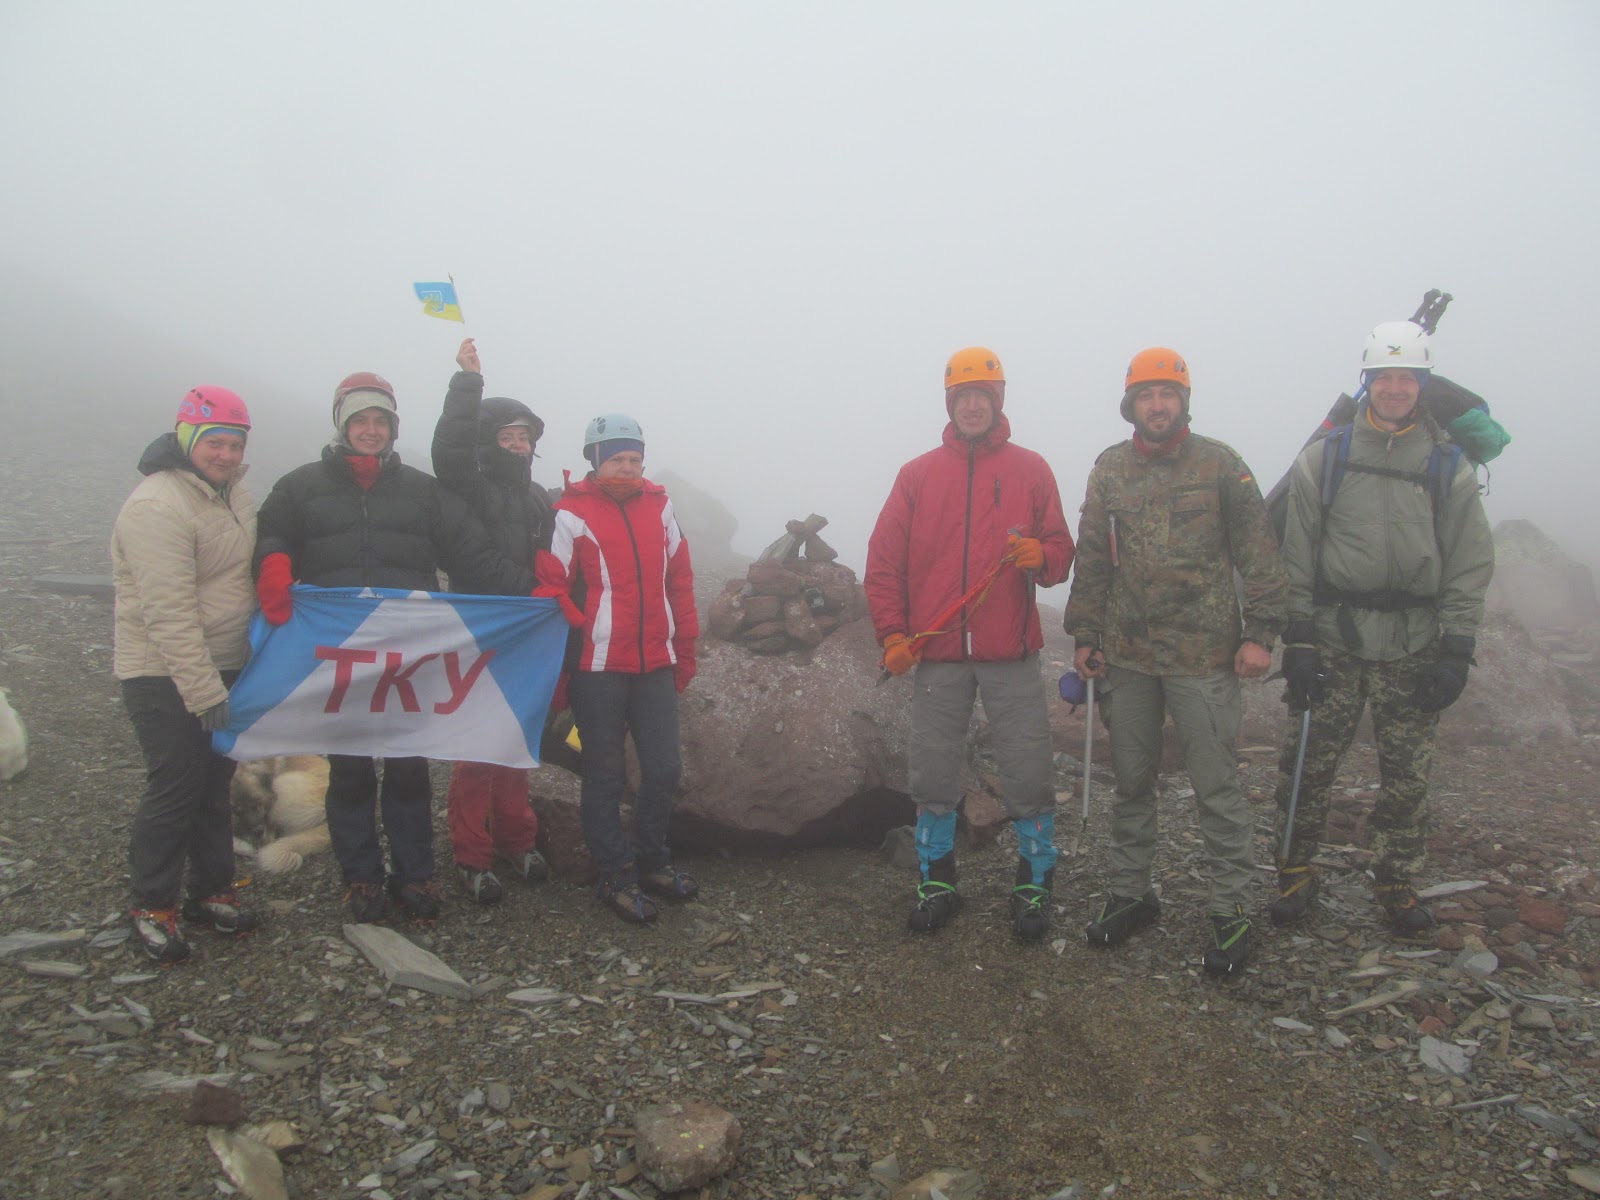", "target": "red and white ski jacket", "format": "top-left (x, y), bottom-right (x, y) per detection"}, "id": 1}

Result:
top-left (865, 413), bottom-right (1075, 663)
top-left (535, 473), bottom-right (698, 674)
